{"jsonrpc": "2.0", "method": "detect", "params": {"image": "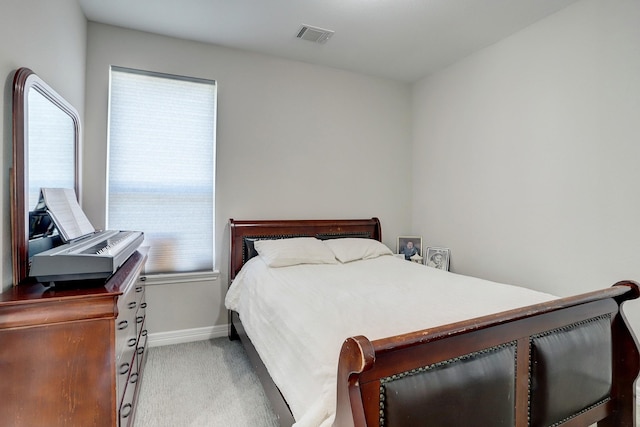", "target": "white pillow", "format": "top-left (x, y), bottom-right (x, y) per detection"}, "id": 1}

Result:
top-left (254, 237), bottom-right (338, 267)
top-left (323, 238), bottom-right (393, 263)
